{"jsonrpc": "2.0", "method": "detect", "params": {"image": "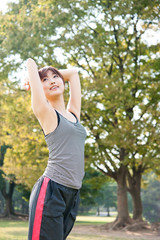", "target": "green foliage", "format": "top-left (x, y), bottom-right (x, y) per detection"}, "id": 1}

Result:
top-left (12, 185), bottom-right (29, 213)
top-left (14, 184), bottom-right (30, 202)
top-left (80, 167), bottom-right (117, 214)
top-left (80, 168), bottom-right (106, 206)
top-left (2, 86), bottom-right (48, 188)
